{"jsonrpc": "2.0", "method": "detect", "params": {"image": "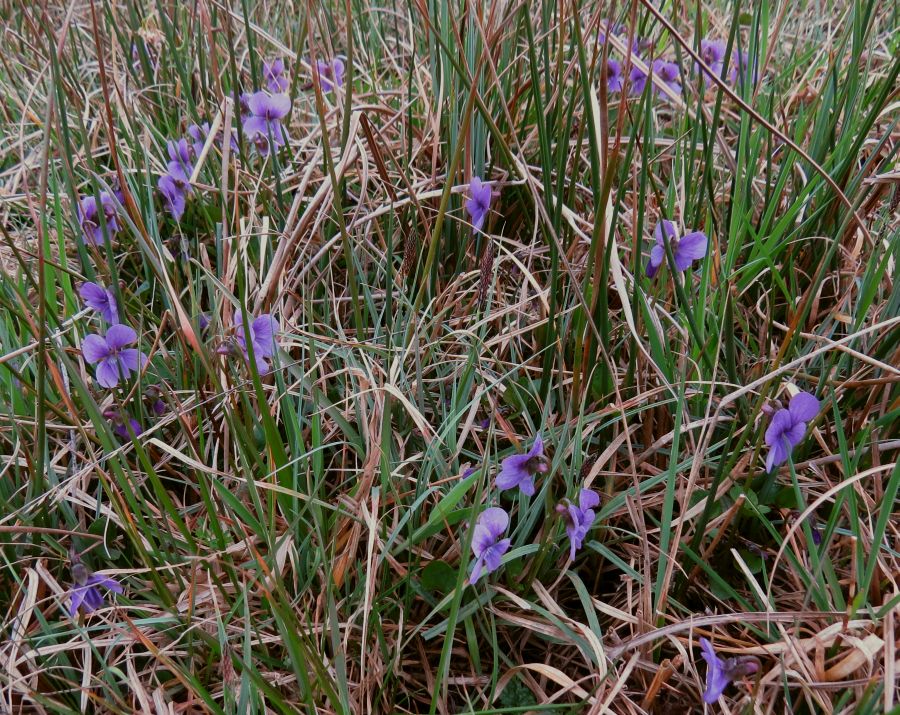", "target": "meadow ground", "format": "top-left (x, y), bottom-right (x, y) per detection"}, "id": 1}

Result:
top-left (0, 0), bottom-right (898, 712)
